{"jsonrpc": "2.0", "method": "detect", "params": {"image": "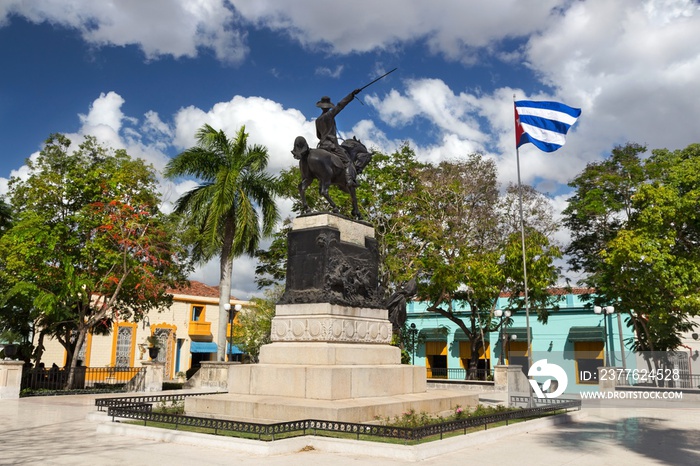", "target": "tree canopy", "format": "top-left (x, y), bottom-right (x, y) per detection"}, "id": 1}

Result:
top-left (564, 142), bottom-right (700, 352)
top-left (407, 156), bottom-right (561, 377)
top-left (230, 286), bottom-right (280, 362)
top-left (0, 134), bottom-right (190, 380)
